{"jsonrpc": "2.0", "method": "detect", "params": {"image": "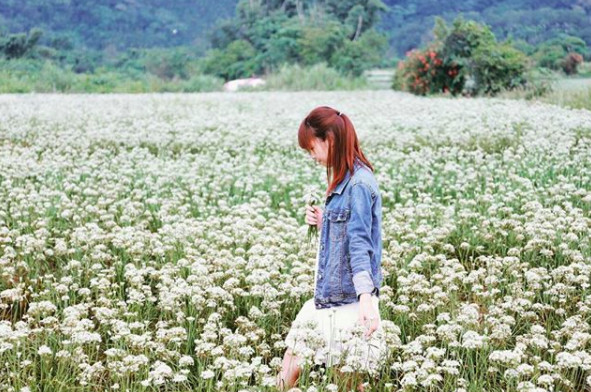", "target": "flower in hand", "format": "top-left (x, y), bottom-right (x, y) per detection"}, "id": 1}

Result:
top-left (357, 293), bottom-right (379, 338)
top-left (304, 189), bottom-right (322, 248)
